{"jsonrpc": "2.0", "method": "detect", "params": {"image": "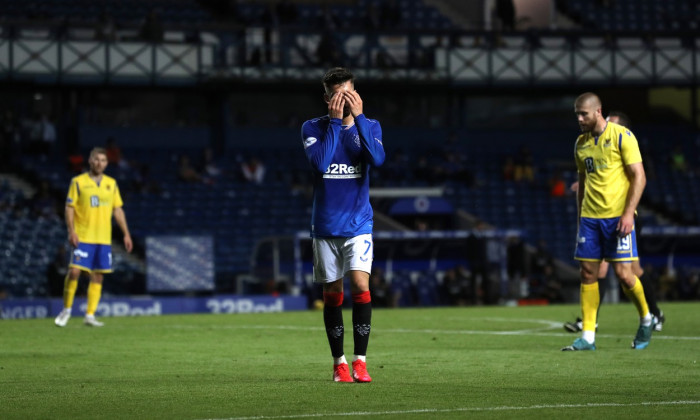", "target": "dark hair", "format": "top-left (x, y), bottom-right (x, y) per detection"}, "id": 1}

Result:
top-left (322, 67), bottom-right (354, 91)
top-left (608, 110), bottom-right (631, 129)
